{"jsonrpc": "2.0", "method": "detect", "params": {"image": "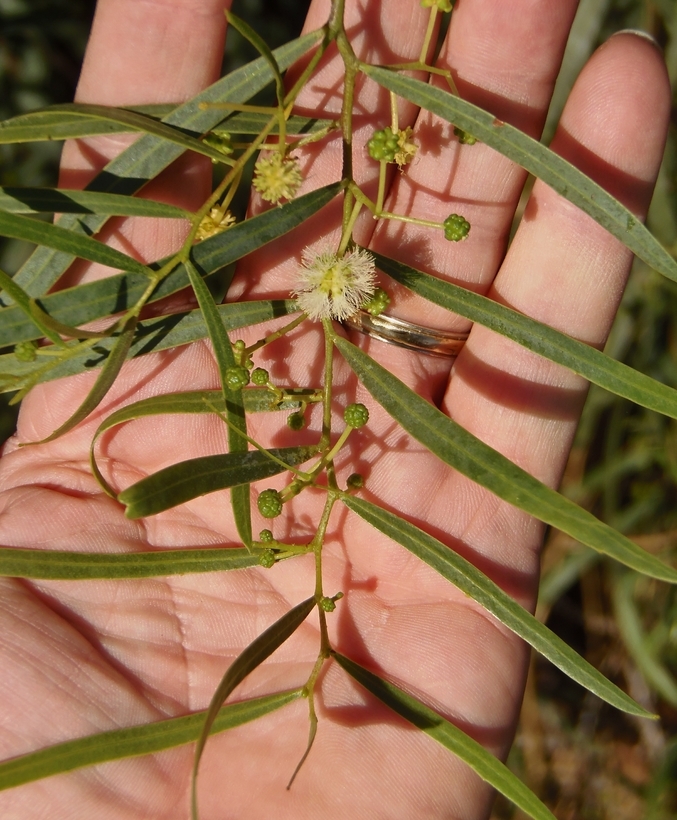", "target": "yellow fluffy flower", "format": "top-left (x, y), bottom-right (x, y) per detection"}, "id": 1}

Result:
top-left (293, 247), bottom-right (377, 322)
